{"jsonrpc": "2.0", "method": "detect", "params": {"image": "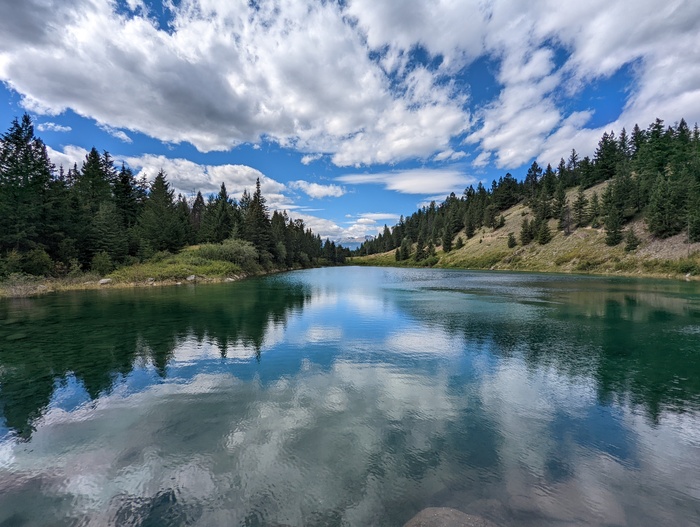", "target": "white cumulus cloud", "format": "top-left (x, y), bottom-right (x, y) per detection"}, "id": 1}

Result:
top-left (289, 180), bottom-right (346, 199)
top-left (37, 122), bottom-right (72, 133)
top-left (98, 124), bottom-right (133, 143)
top-left (337, 168), bottom-right (475, 195)
top-left (300, 153), bottom-right (323, 165)
top-left (3, 1), bottom-right (698, 172)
